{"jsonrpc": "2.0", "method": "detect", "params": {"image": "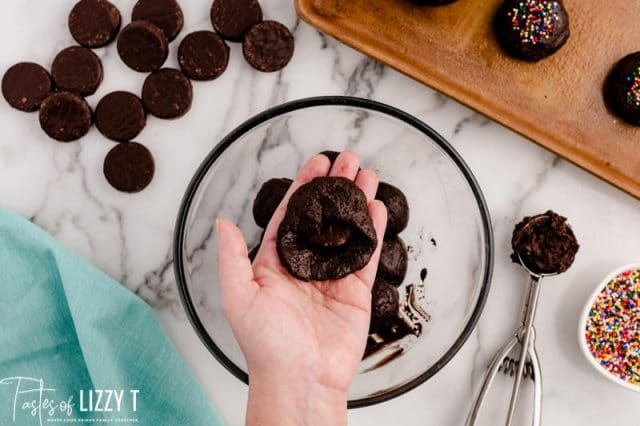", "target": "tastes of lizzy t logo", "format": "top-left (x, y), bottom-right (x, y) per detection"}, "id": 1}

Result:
top-left (0, 377), bottom-right (140, 425)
